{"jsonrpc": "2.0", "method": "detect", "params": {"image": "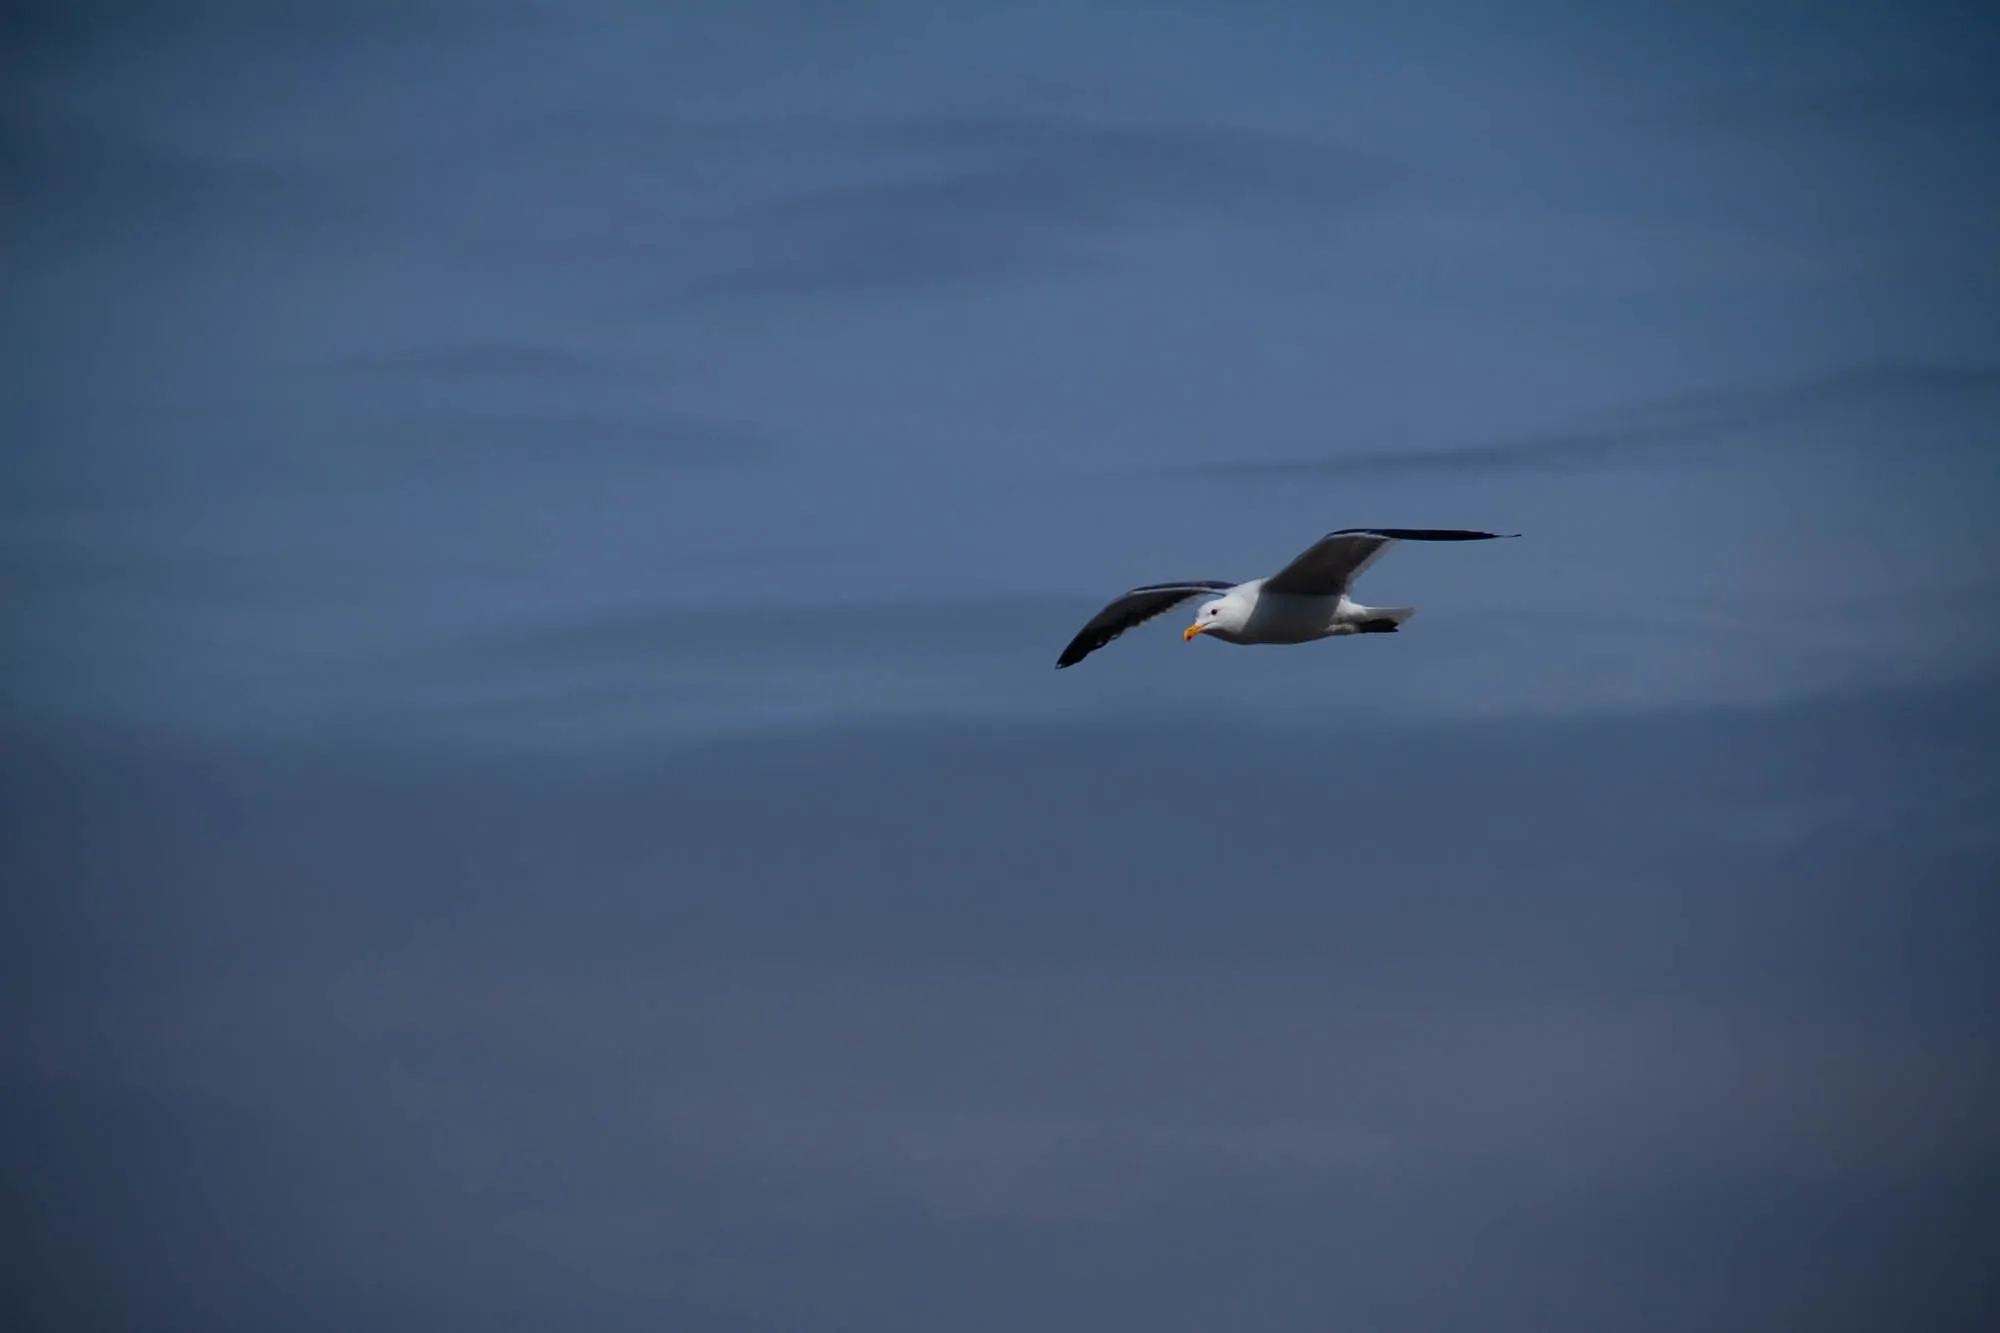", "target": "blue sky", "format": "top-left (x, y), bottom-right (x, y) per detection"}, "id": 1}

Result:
top-left (4, 2), bottom-right (1998, 1329)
